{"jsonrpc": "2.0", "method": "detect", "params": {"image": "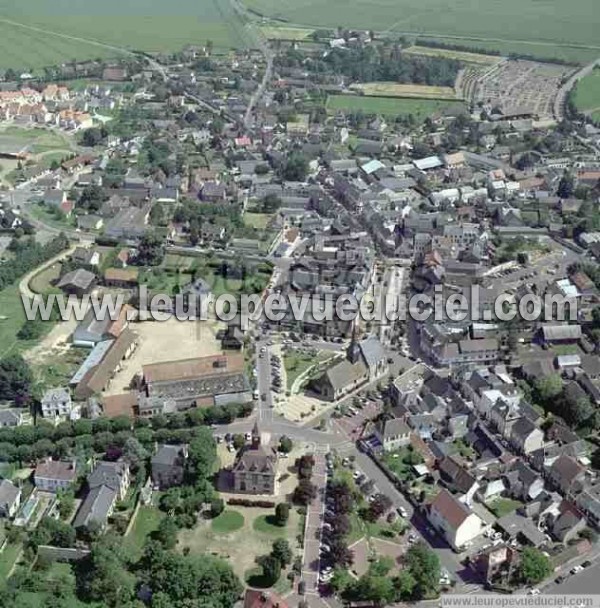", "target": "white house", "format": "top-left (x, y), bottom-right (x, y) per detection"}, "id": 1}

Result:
top-left (428, 488), bottom-right (484, 552)
top-left (374, 418), bottom-right (411, 452)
